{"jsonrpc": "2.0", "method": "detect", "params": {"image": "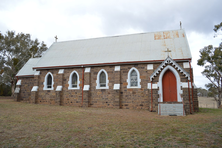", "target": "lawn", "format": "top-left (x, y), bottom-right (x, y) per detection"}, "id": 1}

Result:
top-left (0, 98), bottom-right (222, 148)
